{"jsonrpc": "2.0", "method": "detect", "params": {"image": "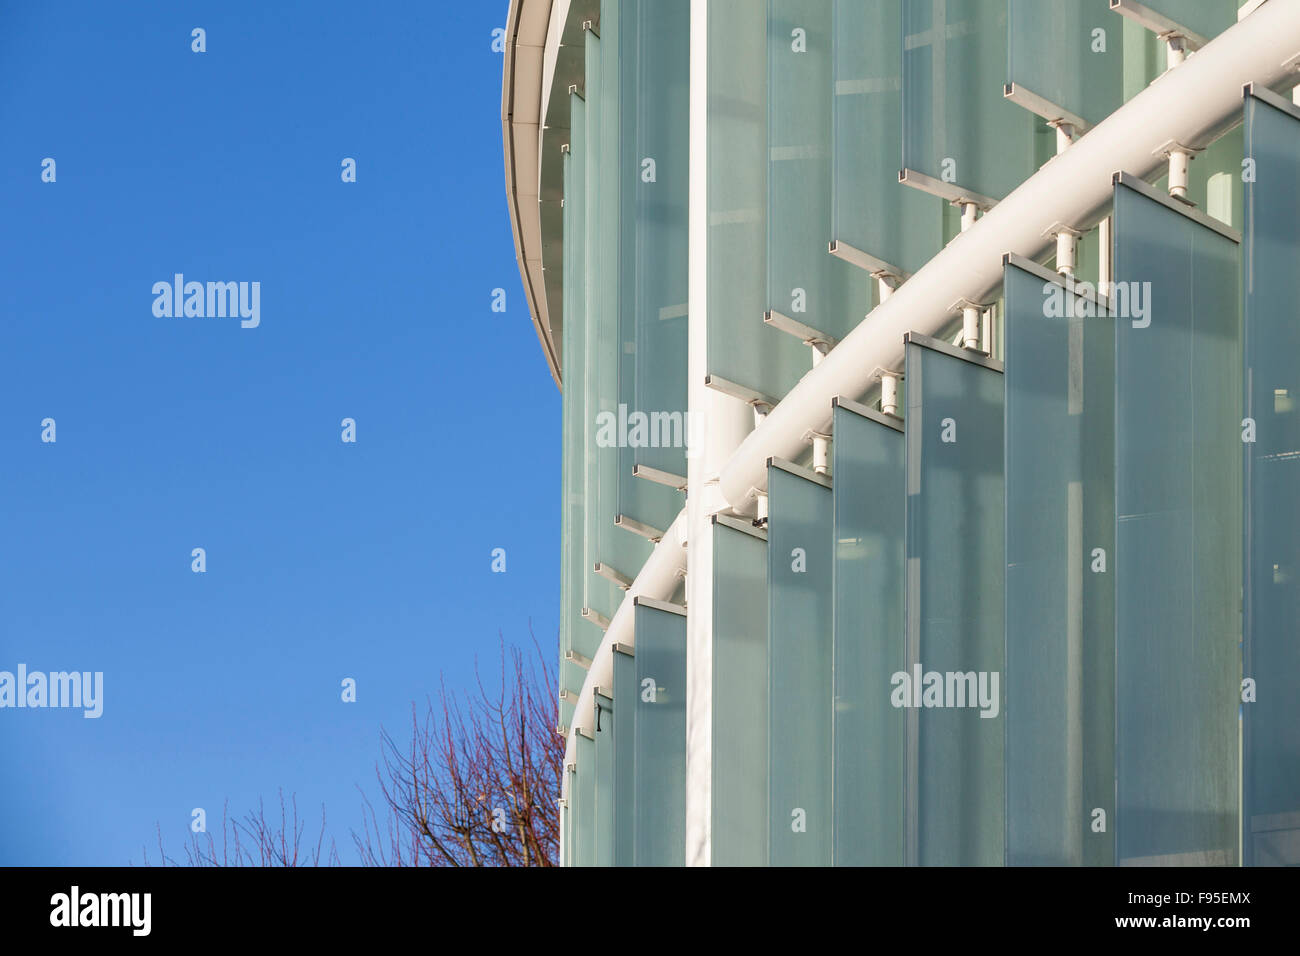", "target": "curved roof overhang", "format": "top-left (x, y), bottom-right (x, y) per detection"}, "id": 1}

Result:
top-left (502, 0), bottom-right (560, 386)
top-left (503, 0), bottom-right (594, 390)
